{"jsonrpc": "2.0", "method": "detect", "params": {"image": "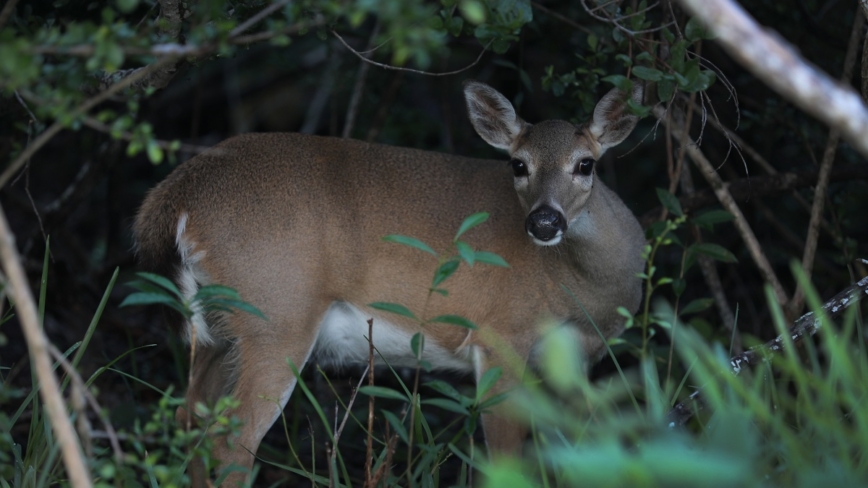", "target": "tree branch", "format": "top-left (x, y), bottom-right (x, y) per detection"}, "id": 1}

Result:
top-left (639, 164), bottom-right (868, 228)
top-left (653, 105), bottom-right (790, 307)
top-left (674, 0), bottom-right (868, 159)
top-left (0, 203), bottom-right (92, 487)
top-left (790, 8), bottom-right (865, 316)
top-left (668, 265), bottom-right (868, 427)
